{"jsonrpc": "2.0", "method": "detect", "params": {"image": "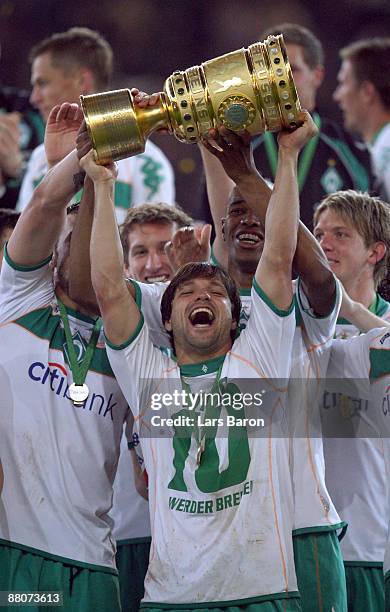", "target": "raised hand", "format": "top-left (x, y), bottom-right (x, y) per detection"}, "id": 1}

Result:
top-left (0, 112), bottom-right (22, 178)
top-left (79, 149), bottom-right (117, 184)
top-left (76, 120), bottom-right (93, 160)
top-left (44, 103), bottom-right (84, 167)
top-left (277, 109), bottom-right (318, 154)
top-left (201, 126), bottom-right (256, 183)
top-left (165, 224), bottom-right (212, 271)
